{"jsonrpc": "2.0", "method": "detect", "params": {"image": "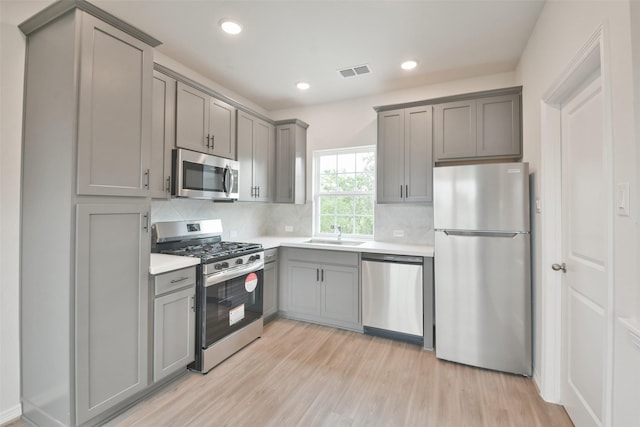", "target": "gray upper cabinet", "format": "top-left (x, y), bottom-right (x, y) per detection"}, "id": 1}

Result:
top-left (433, 100), bottom-right (477, 160)
top-left (434, 93), bottom-right (521, 161)
top-left (377, 106), bottom-right (433, 203)
top-left (151, 70), bottom-right (176, 199)
top-left (176, 81), bottom-right (236, 159)
top-left (476, 94), bottom-right (521, 158)
top-left (75, 204), bottom-right (150, 425)
top-left (279, 248), bottom-right (360, 331)
top-left (237, 111), bottom-right (275, 202)
top-left (275, 120), bottom-right (308, 204)
top-left (19, 4), bottom-right (158, 426)
top-left (76, 13), bottom-right (153, 197)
